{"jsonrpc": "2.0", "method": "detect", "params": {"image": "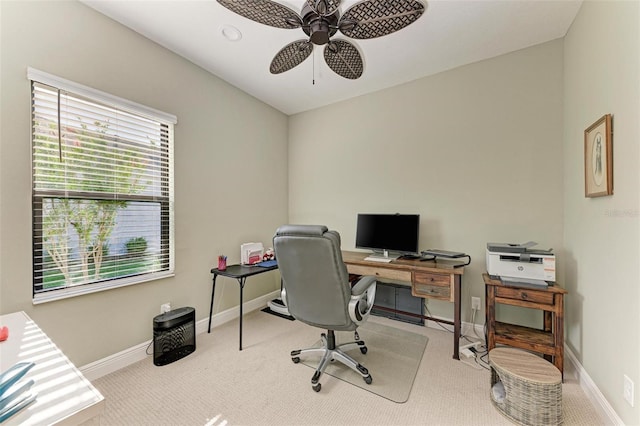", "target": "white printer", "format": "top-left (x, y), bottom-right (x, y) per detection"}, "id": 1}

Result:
top-left (486, 241), bottom-right (555, 283)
